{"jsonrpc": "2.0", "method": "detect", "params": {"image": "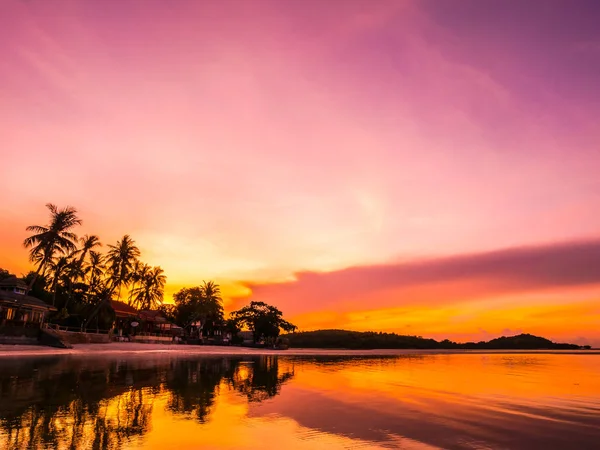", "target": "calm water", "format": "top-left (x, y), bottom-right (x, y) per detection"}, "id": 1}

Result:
top-left (1, 353), bottom-right (599, 449)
